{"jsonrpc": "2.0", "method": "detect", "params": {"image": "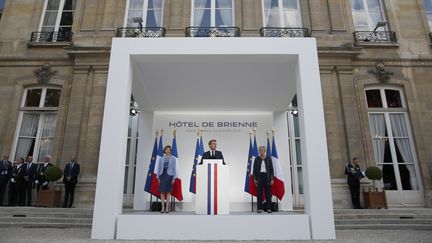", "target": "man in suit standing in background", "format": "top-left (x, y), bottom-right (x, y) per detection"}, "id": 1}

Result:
top-left (200, 139), bottom-right (225, 165)
top-left (36, 155), bottom-right (53, 192)
top-left (63, 155), bottom-right (80, 208)
top-left (9, 157), bottom-right (26, 206)
top-left (345, 157), bottom-right (365, 209)
top-left (0, 154), bottom-right (12, 206)
top-left (23, 156), bottom-right (37, 206)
